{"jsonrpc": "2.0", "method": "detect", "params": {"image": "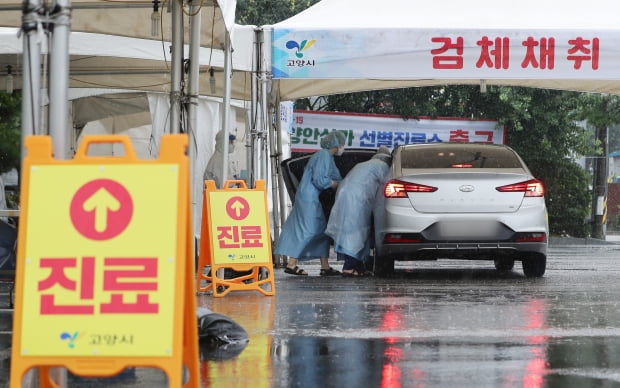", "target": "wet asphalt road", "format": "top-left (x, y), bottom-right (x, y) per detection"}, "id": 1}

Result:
top-left (3, 239), bottom-right (620, 387)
